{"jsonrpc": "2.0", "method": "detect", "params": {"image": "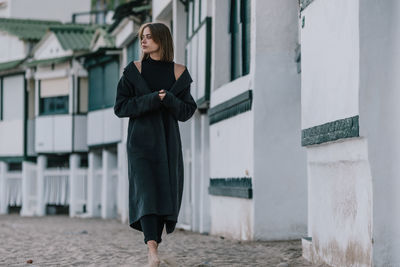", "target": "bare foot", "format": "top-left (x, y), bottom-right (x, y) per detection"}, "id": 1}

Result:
top-left (147, 240), bottom-right (160, 267)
